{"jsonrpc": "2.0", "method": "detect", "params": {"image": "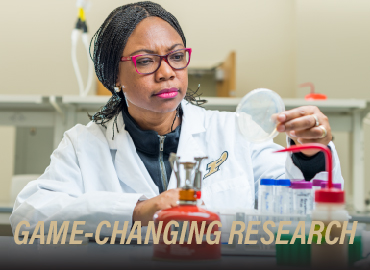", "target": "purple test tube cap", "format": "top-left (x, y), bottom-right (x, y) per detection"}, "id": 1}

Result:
top-left (291, 181), bottom-right (312, 189)
top-left (312, 179), bottom-right (327, 187)
top-left (321, 182), bottom-right (342, 189)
